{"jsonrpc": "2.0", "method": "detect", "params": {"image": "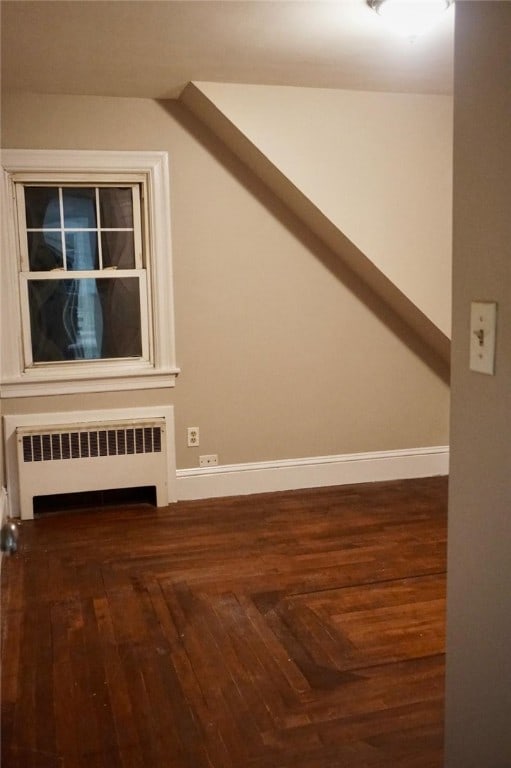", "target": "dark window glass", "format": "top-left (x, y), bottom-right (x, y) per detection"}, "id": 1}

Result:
top-left (25, 187), bottom-right (60, 229)
top-left (28, 277), bottom-right (142, 362)
top-left (99, 188), bottom-right (133, 228)
top-left (28, 231), bottom-right (64, 271)
top-left (63, 188), bottom-right (96, 229)
top-left (65, 232), bottom-right (98, 271)
top-left (101, 231), bottom-right (135, 269)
